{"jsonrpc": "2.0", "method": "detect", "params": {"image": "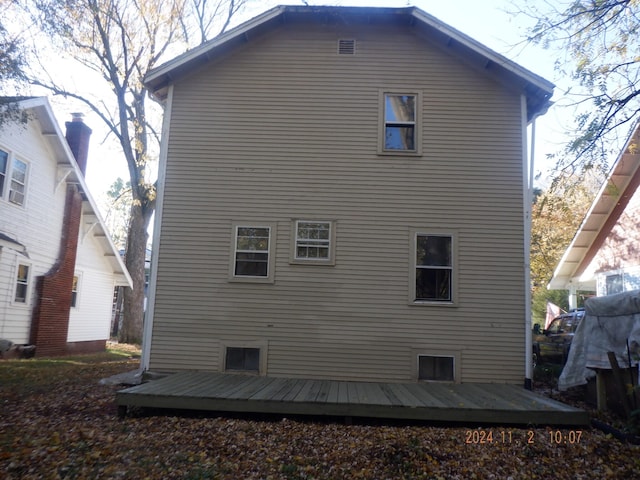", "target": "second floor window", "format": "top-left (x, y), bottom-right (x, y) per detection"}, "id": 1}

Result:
top-left (0, 148), bottom-right (28, 206)
top-left (383, 93), bottom-right (417, 152)
top-left (0, 149), bottom-right (7, 197)
top-left (9, 158), bottom-right (27, 206)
